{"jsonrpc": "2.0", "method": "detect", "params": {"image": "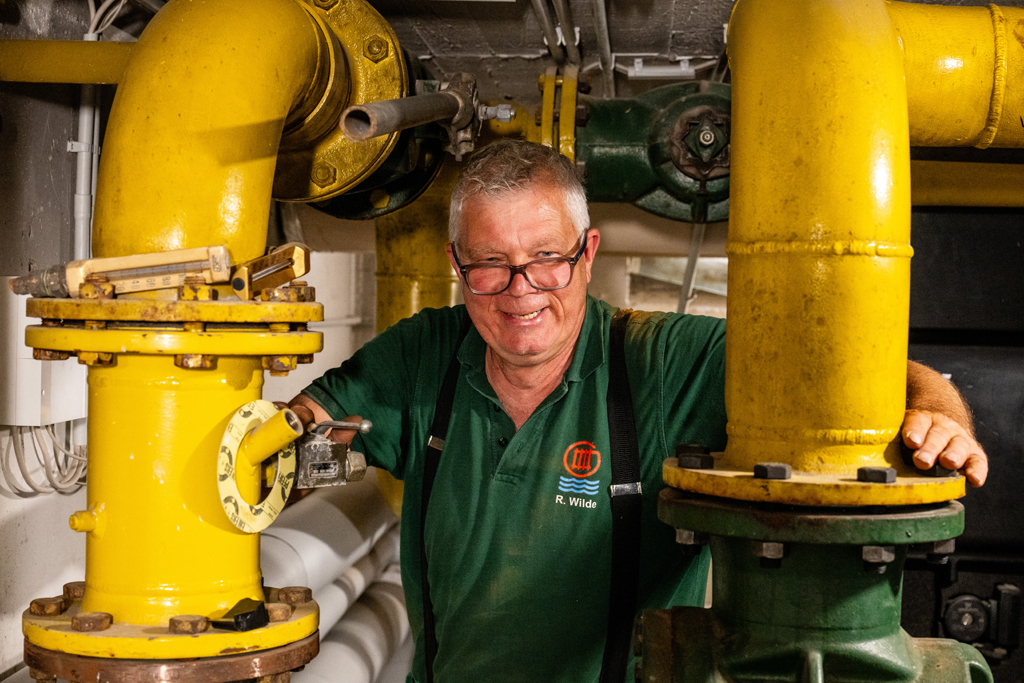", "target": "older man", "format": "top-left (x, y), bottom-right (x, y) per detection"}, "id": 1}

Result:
top-left (286, 140), bottom-right (987, 682)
